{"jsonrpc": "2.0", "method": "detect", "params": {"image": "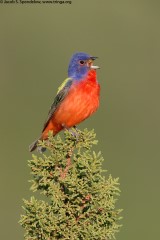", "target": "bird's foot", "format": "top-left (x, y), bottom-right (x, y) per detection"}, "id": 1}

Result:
top-left (70, 126), bottom-right (80, 142)
top-left (64, 125), bottom-right (80, 142)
